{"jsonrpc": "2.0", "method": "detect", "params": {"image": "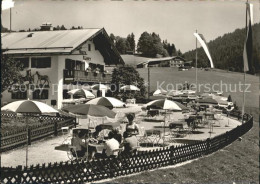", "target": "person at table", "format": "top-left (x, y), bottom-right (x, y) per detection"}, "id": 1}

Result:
top-left (122, 132), bottom-right (139, 152)
top-left (125, 113), bottom-right (139, 136)
top-left (104, 131), bottom-right (120, 157)
top-left (71, 130), bottom-right (88, 157)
